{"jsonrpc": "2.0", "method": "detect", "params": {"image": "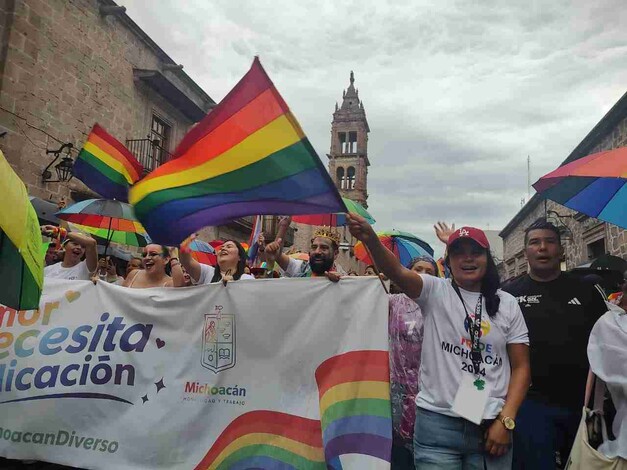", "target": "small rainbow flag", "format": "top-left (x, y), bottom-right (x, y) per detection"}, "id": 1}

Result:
top-left (315, 350), bottom-right (392, 468)
top-left (194, 410), bottom-right (325, 470)
top-left (73, 124), bottom-right (143, 202)
top-left (129, 57), bottom-right (346, 245)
